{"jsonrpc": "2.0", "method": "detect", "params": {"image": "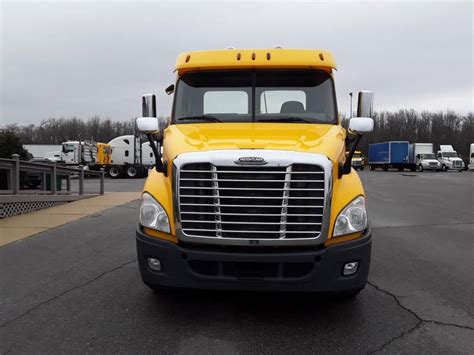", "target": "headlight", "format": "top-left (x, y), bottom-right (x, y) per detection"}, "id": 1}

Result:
top-left (139, 192), bottom-right (170, 233)
top-left (333, 196), bottom-right (368, 237)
